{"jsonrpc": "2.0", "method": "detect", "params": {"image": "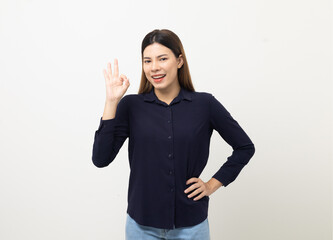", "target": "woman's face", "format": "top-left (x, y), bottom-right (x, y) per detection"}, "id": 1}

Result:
top-left (143, 43), bottom-right (183, 91)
